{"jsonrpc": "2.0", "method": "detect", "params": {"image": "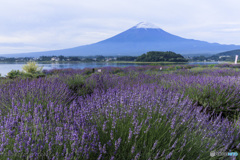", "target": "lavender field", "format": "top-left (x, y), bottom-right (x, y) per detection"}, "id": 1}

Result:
top-left (1, 64), bottom-right (240, 160)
